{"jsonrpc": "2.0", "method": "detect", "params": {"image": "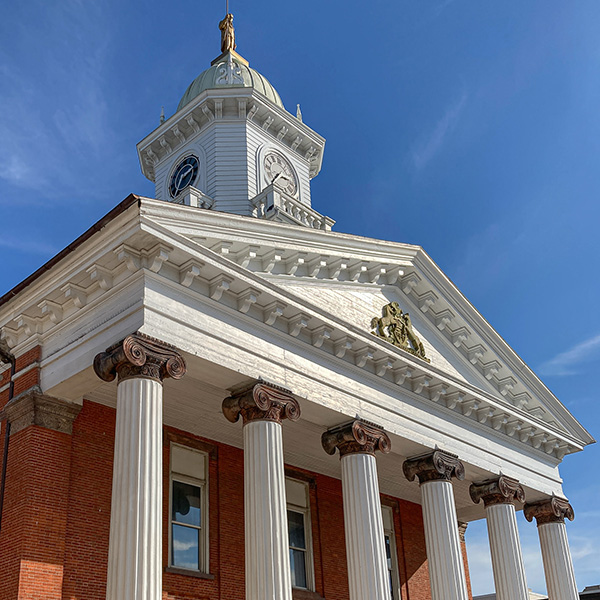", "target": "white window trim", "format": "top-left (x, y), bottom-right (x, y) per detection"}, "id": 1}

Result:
top-left (286, 478), bottom-right (316, 592)
top-left (168, 443), bottom-right (209, 574)
top-left (382, 504), bottom-right (402, 600)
